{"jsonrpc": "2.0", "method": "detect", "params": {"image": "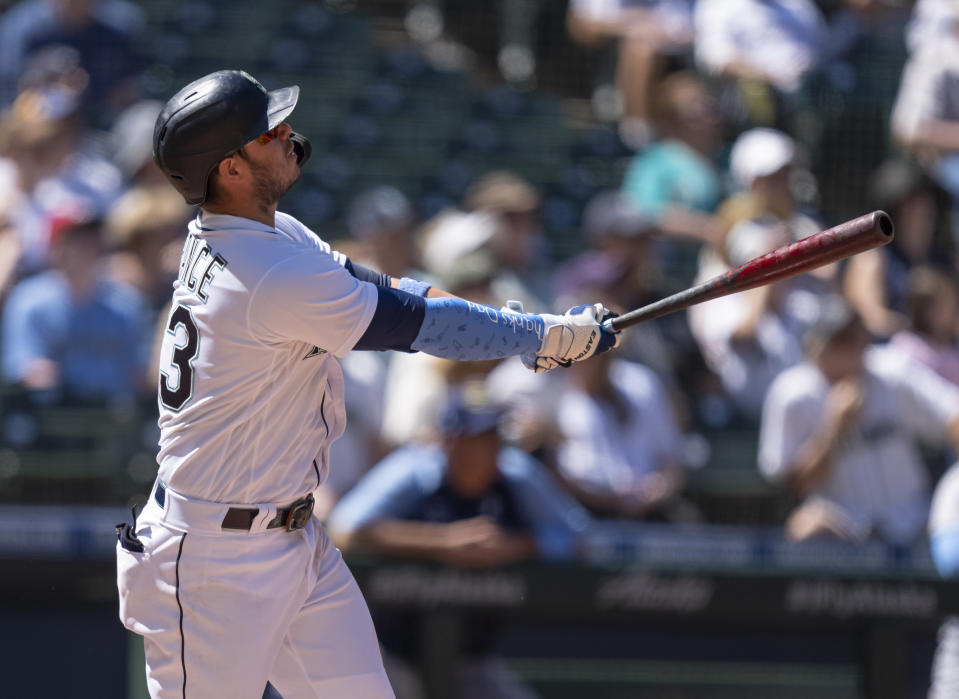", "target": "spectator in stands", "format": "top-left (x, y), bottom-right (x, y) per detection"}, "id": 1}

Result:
top-left (890, 5), bottom-right (959, 237)
top-left (0, 0), bottom-right (144, 124)
top-left (108, 99), bottom-right (167, 188)
top-left (620, 71), bottom-right (723, 248)
top-left (889, 266), bottom-right (959, 387)
top-left (15, 41), bottom-right (88, 106)
top-left (905, 0), bottom-right (958, 54)
top-left (553, 191), bottom-right (675, 377)
top-left (345, 185), bottom-right (422, 280)
top-left (715, 127), bottom-right (823, 244)
top-left (843, 158), bottom-right (954, 339)
top-left (557, 190), bottom-right (657, 310)
top-left (689, 217), bottom-right (823, 421)
top-left (1, 215), bottom-right (147, 401)
top-left (0, 85), bottom-right (124, 281)
top-left (0, 170), bottom-right (18, 302)
top-left (708, 129), bottom-right (833, 306)
top-left (463, 171), bottom-right (550, 310)
top-left (404, 0), bottom-right (544, 88)
top-left (566, 0), bottom-right (694, 147)
top-left (928, 460), bottom-right (959, 698)
top-left (758, 297), bottom-right (959, 545)
top-left (329, 387), bottom-right (590, 699)
top-left (546, 341), bottom-right (691, 522)
top-left (894, 0), bottom-right (959, 145)
top-left (104, 185), bottom-right (191, 314)
top-left (693, 0), bottom-right (826, 128)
